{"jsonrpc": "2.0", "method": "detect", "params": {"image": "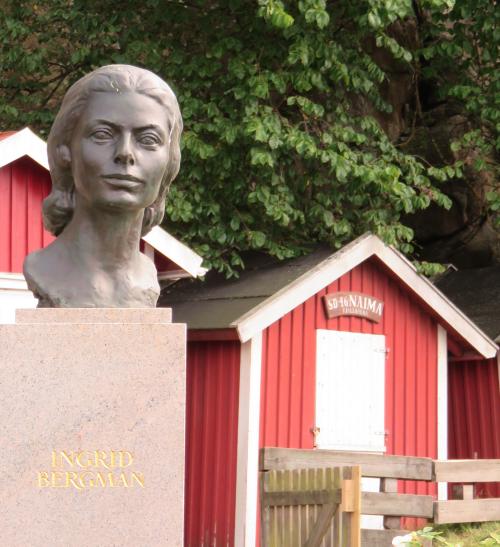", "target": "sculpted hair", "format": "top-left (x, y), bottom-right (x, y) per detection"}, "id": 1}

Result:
top-left (44, 64), bottom-right (183, 236)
